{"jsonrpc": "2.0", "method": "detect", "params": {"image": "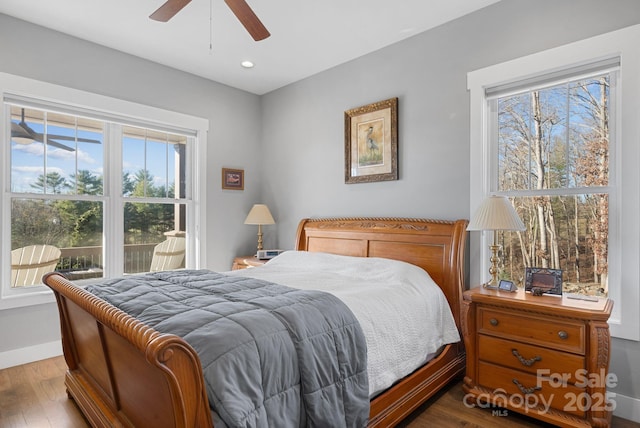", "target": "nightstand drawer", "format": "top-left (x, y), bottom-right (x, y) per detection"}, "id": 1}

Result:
top-left (478, 307), bottom-right (585, 354)
top-left (478, 335), bottom-right (584, 377)
top-left (478, 361), bottom-right (585, 417)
